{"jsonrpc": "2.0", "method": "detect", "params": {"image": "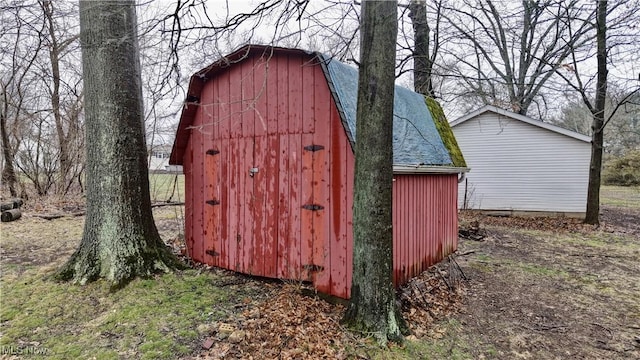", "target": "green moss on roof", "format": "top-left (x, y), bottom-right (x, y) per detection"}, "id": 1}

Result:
top-left (425, 97), bottom-right (467, 168)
